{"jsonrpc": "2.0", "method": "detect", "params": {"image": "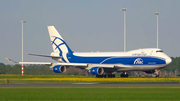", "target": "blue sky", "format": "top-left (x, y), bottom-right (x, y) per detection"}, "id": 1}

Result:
top-left (0, 0), bottom-right (179, 64)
